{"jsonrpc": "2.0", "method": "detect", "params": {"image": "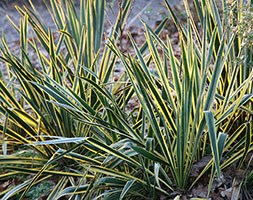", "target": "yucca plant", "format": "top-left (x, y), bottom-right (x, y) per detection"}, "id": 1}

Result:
top-left (0, 0), bottom-right (170, 199)
top-left (107, 0), bottom-right (253, 196)
top-left (0, 0), bottom-right (252, 199)
top-left (0, 0), bottom-right (138, 199)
